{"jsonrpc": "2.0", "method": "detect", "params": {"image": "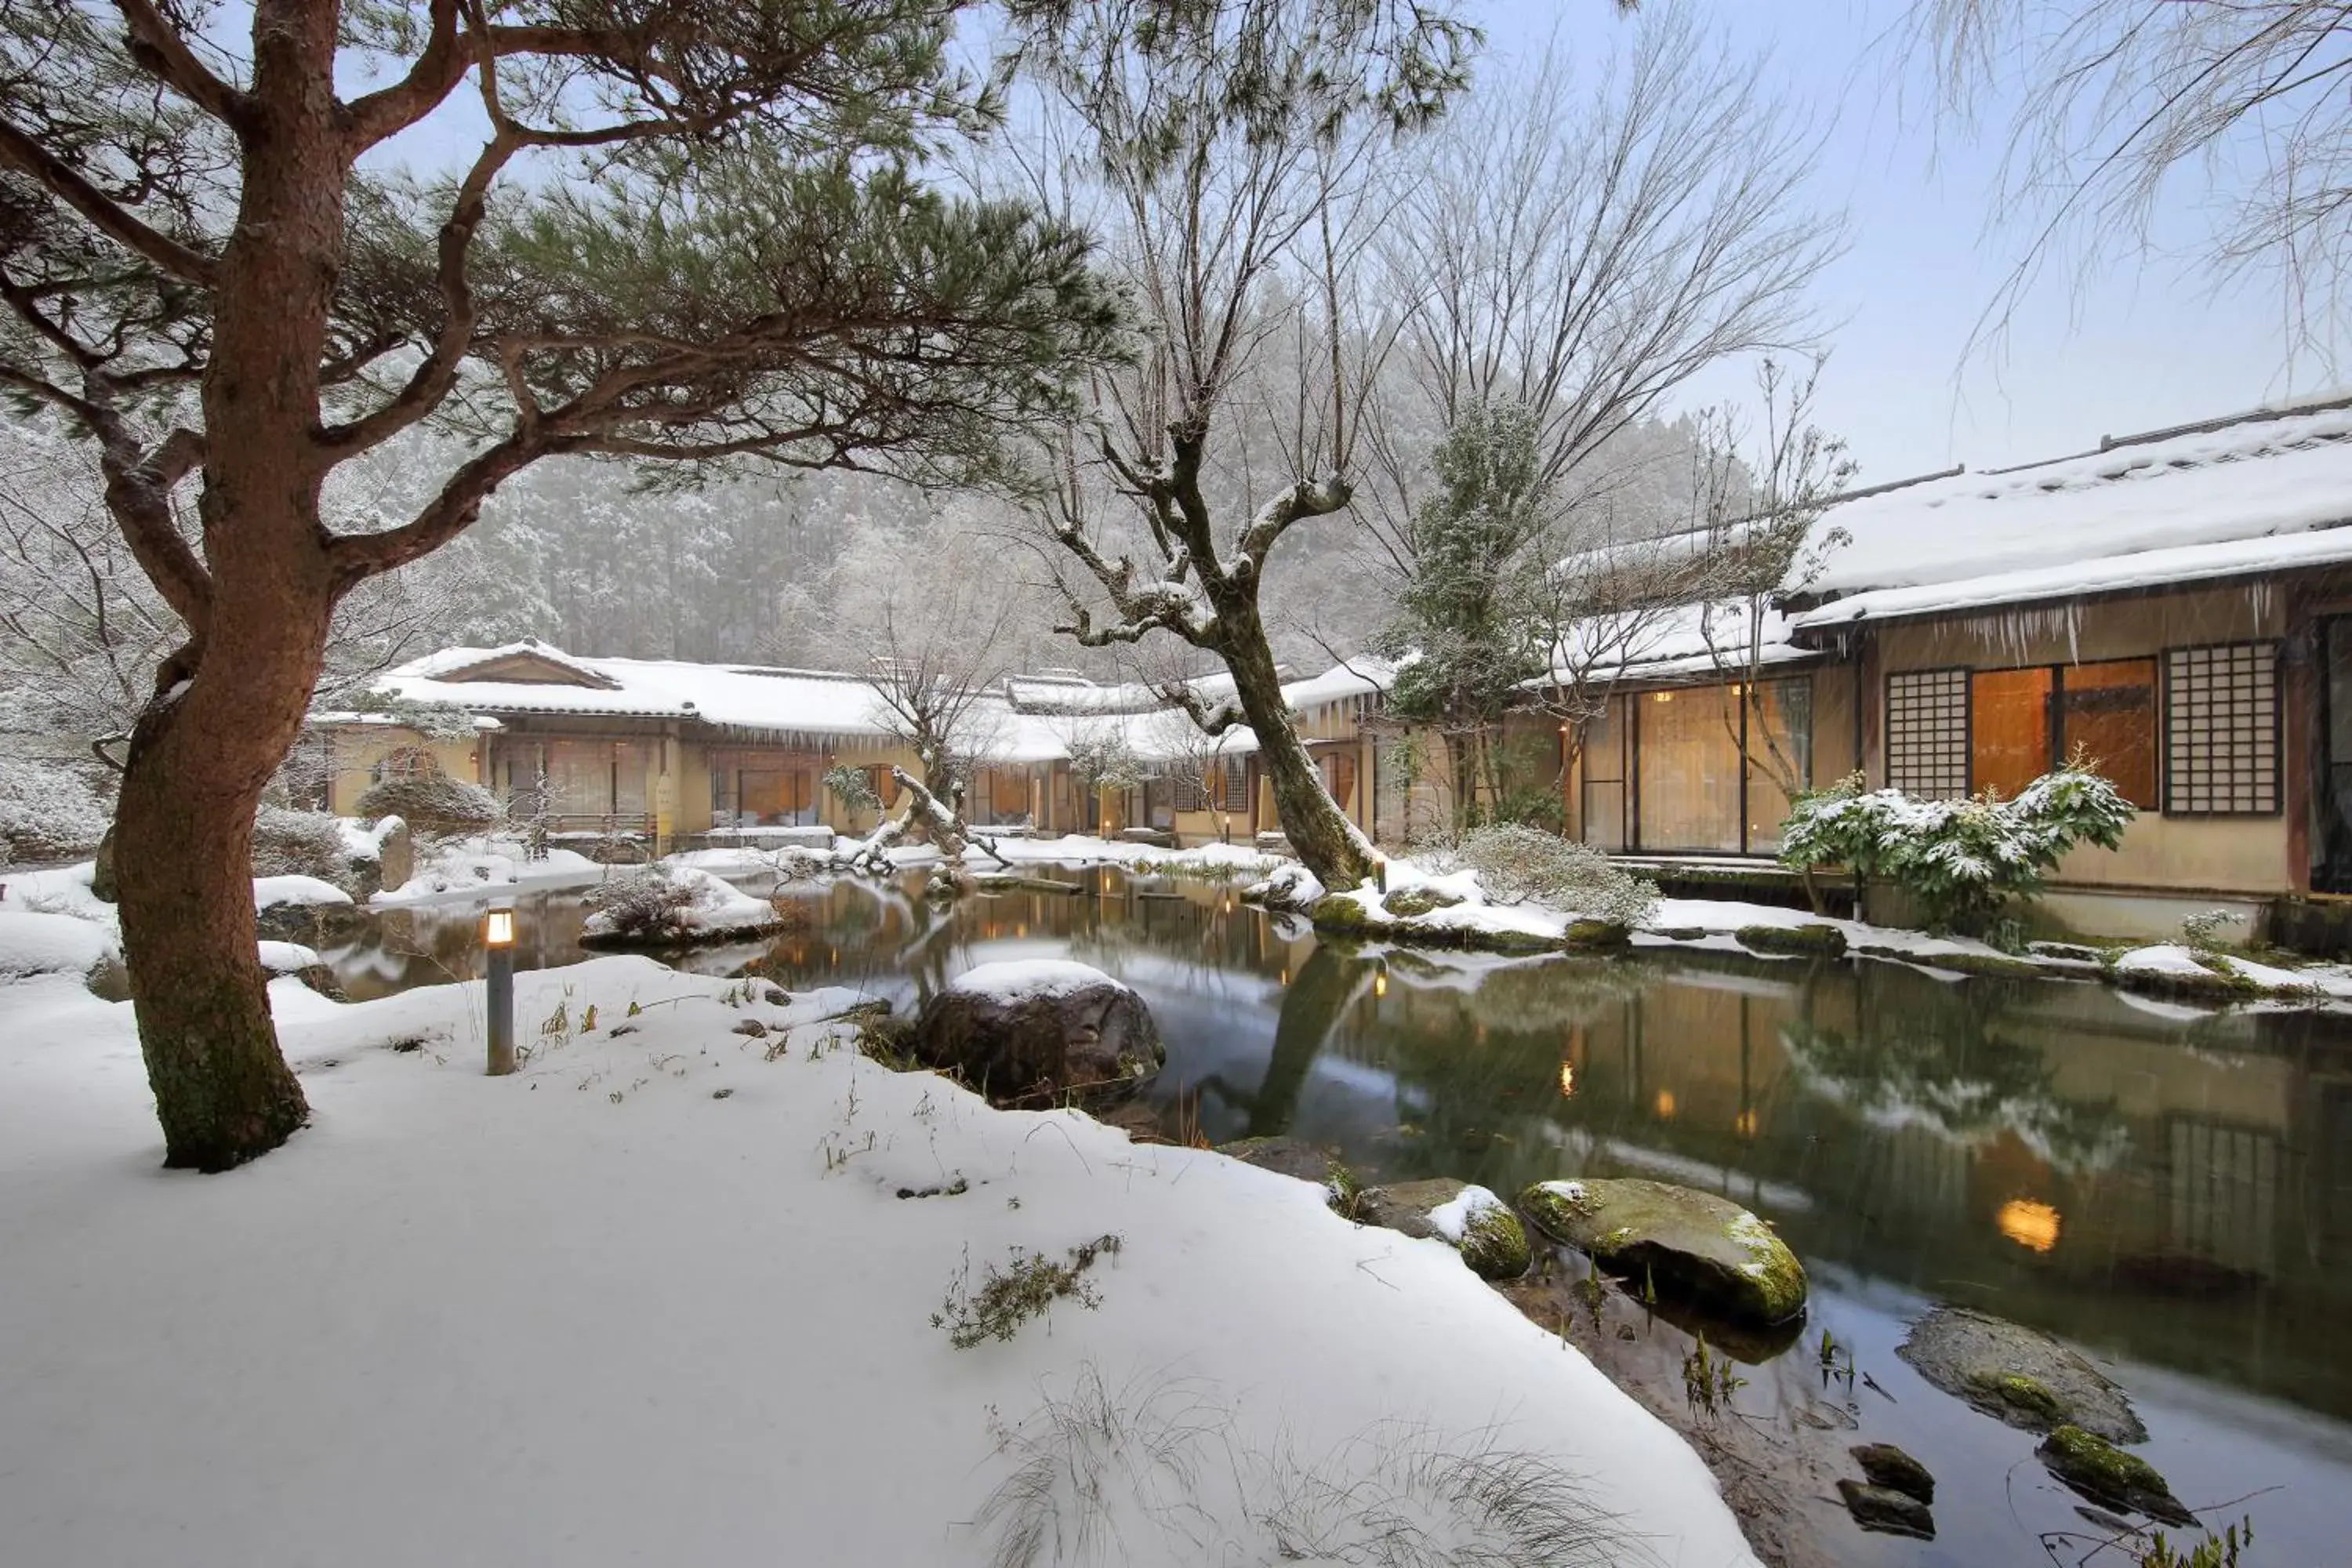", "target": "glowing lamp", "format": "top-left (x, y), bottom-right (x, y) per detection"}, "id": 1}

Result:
top-left (483, 896), bottom-right (517, 1076)
top-left (1374, 970), bottom-right (1389, 999)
